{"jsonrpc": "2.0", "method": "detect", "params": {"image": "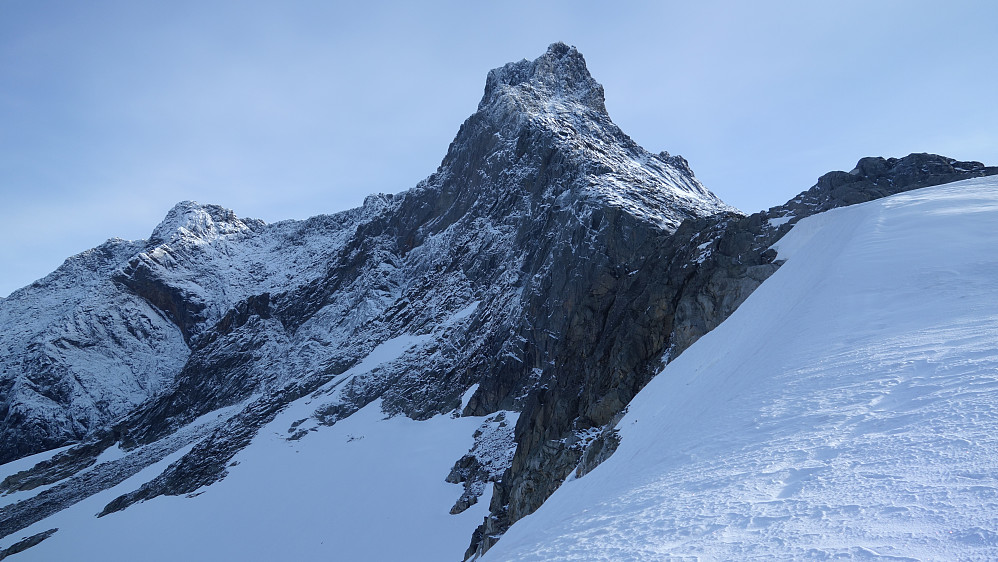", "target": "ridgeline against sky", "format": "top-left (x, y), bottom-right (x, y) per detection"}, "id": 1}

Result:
top-left (2, 1), bottom-right (997, 297)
